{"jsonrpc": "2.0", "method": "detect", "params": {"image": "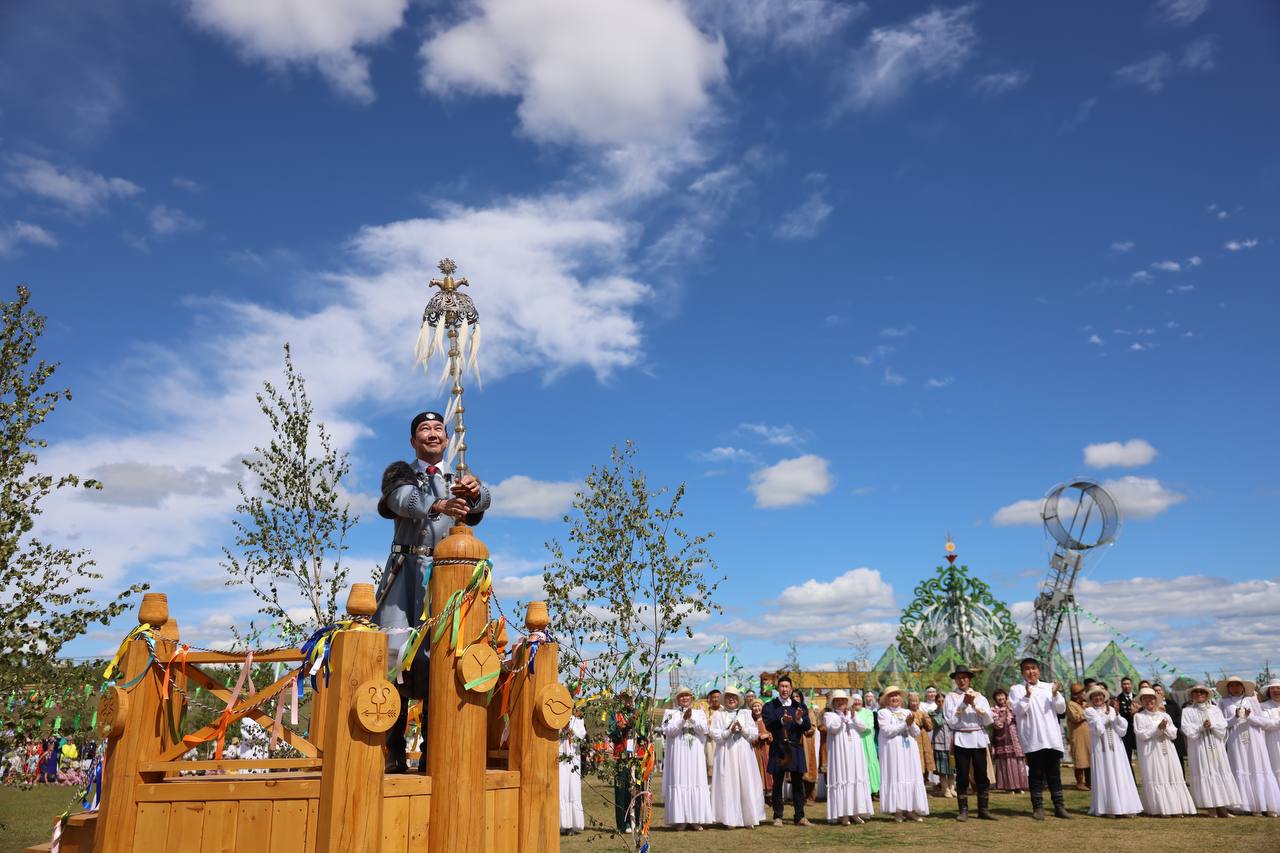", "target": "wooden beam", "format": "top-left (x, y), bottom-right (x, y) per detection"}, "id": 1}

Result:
top-left (134, 778), bottom-right (320, 802)
top-left (164, 650), bottom-right (305, 665)
top-left (139, 758), bottom-right (322, 774)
